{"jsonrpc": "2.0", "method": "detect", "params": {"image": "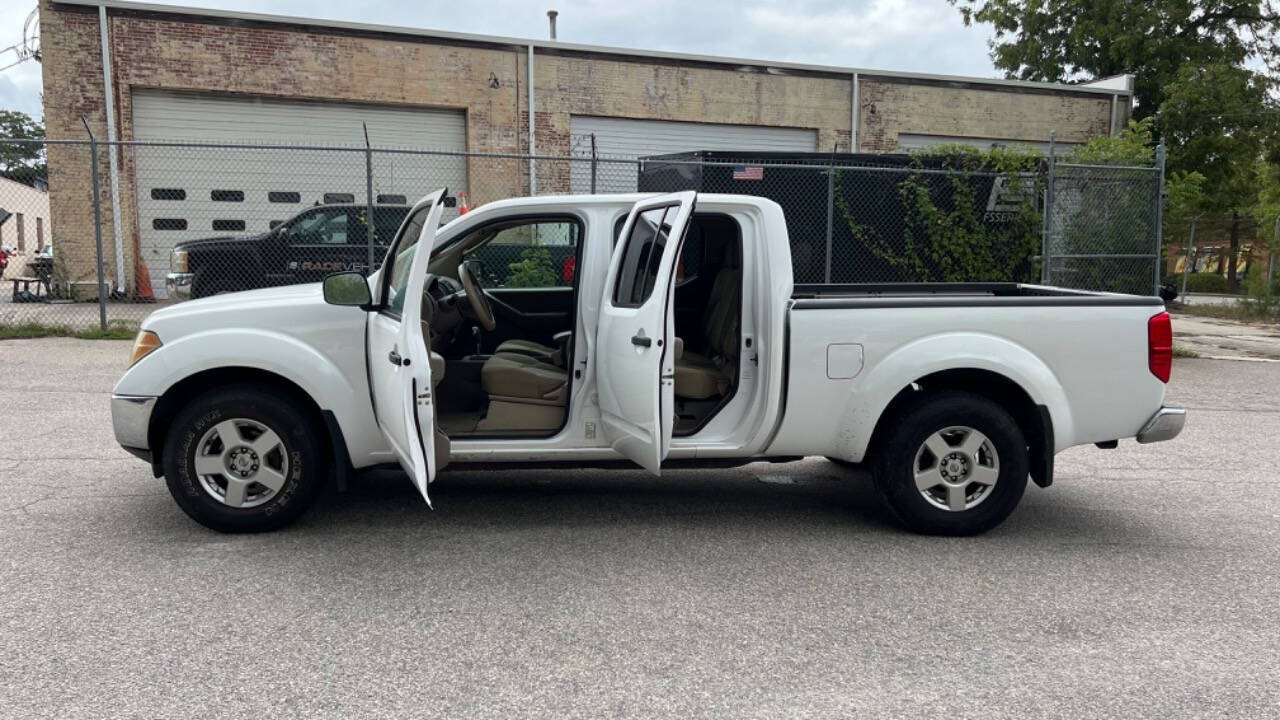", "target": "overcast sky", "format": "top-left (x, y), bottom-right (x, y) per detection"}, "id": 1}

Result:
top-left (0, 0), bottom-right (1003, 120)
